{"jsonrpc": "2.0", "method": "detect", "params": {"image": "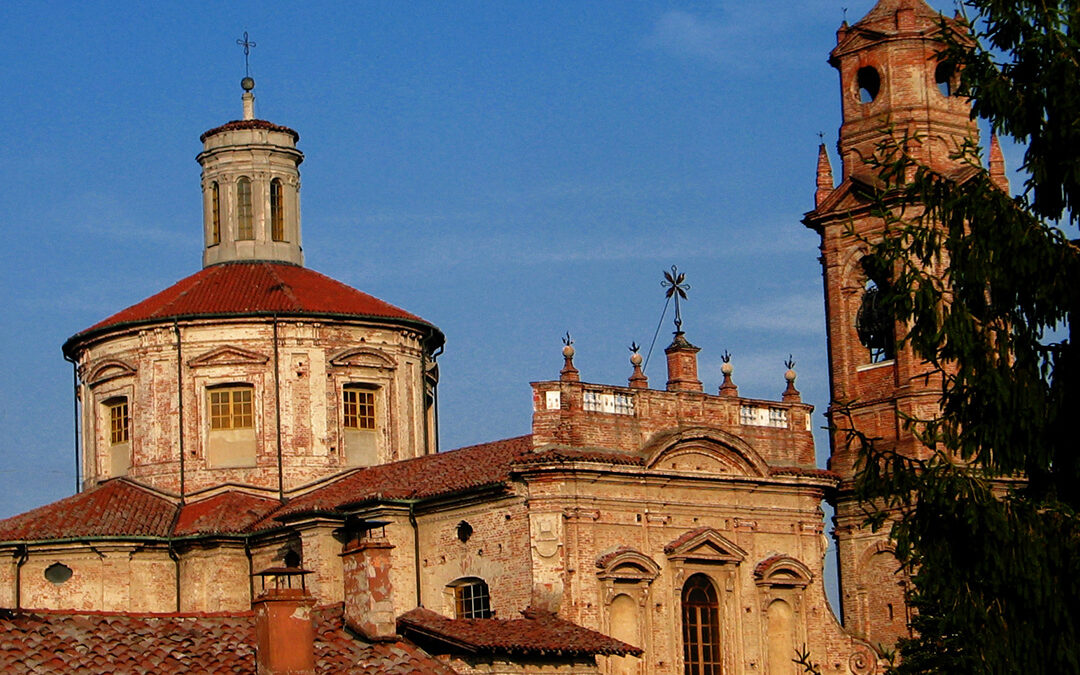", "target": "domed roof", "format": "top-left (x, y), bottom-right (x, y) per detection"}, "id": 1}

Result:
top-left (64, 261), bottom-right (442, 353)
